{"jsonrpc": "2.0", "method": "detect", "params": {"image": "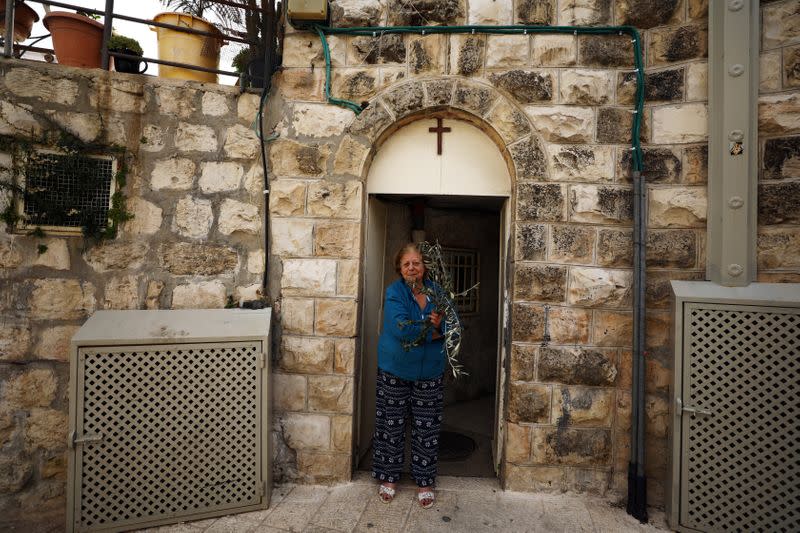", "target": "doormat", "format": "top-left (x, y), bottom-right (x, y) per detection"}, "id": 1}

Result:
top-left (438, 431), bottom-right (476, 461)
